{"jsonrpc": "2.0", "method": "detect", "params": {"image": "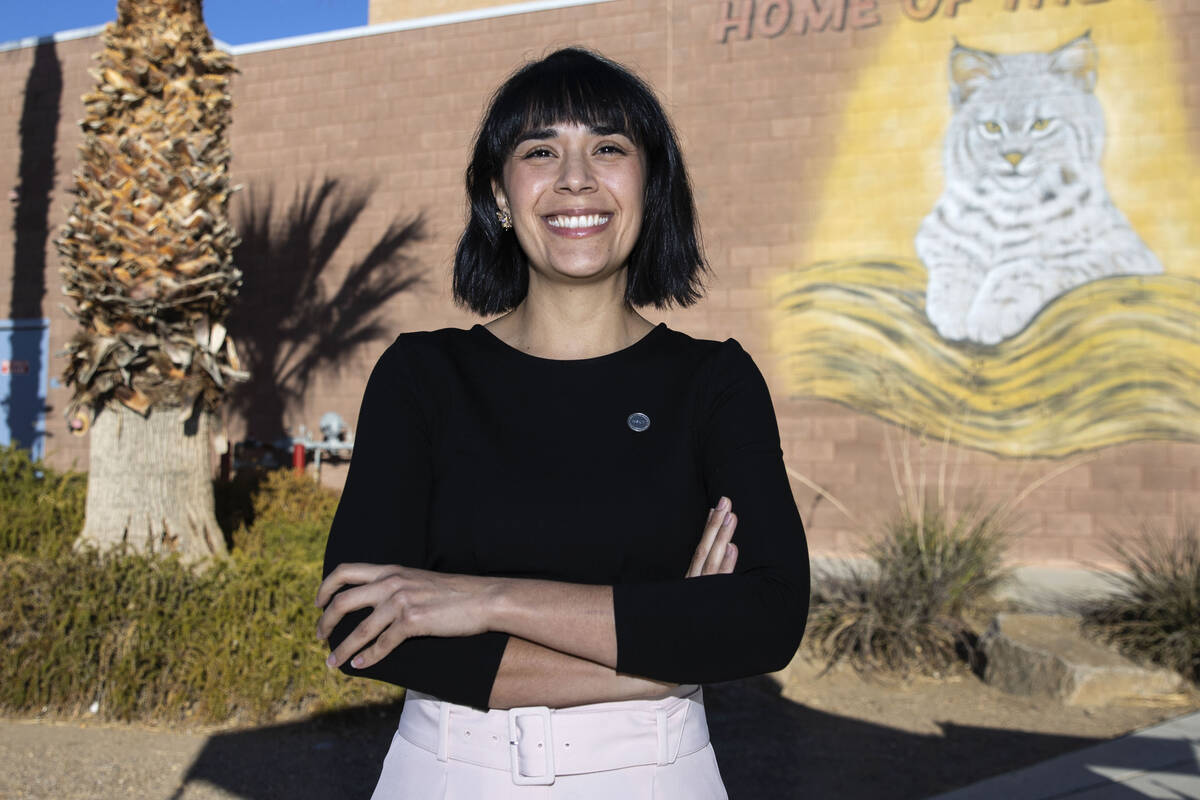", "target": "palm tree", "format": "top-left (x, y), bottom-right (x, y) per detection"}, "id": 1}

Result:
top-left (56, 0), bottom-right (243, 562)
